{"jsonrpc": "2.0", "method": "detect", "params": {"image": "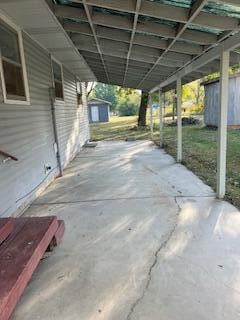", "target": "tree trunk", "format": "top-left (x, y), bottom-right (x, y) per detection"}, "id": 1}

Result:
top-left (138, 91), bottom-right (149, 127)
top-left (172, 89), bottom-right (176, 120)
